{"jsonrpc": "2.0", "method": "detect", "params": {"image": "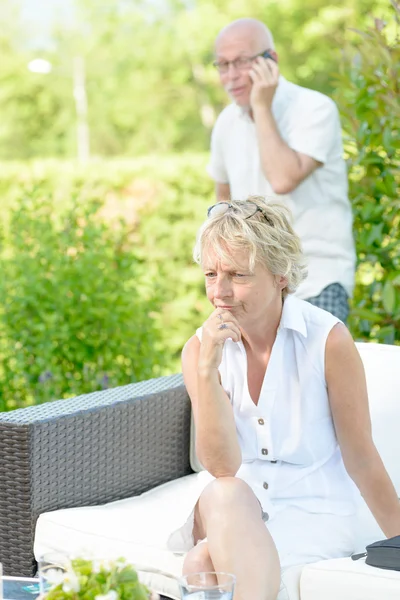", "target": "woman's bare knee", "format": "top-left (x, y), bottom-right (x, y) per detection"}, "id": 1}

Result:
top-left (182, 542), bottom-right (214, 575)
top-left (199, 476), bottom-right (261, 520)
top-left (193, 477), bottom-right (265, 552)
